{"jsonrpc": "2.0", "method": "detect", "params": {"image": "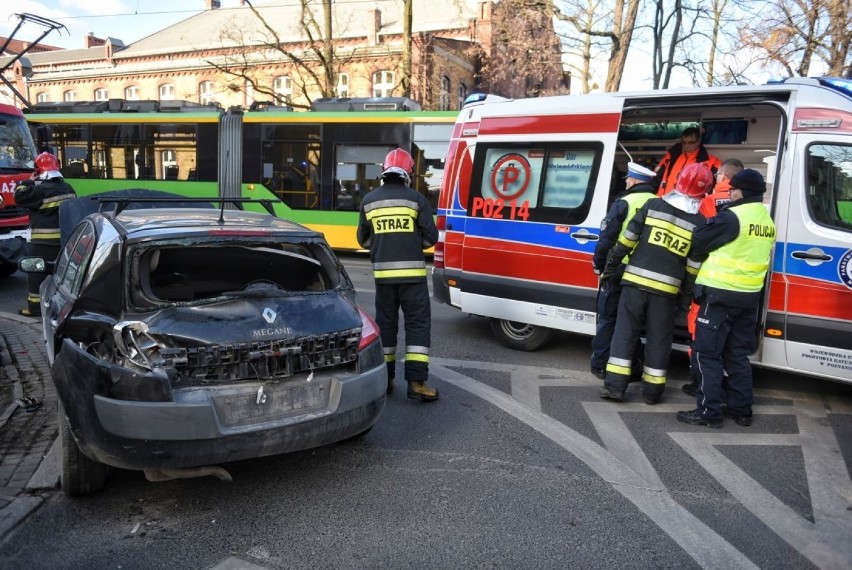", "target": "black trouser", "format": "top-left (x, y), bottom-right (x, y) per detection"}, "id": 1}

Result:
top-left (375, 281), bottom-right (431, 382)
top-left (591, 276), bottom-right (643, 375)
top-left (604, 285), bottom-right (676, 401)
top-left (591, 277), bottom-right (621, 371)
top-left (25, 241), bottom-right (59, 316)
top-left (692, 299), bottom-right (757, 420)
